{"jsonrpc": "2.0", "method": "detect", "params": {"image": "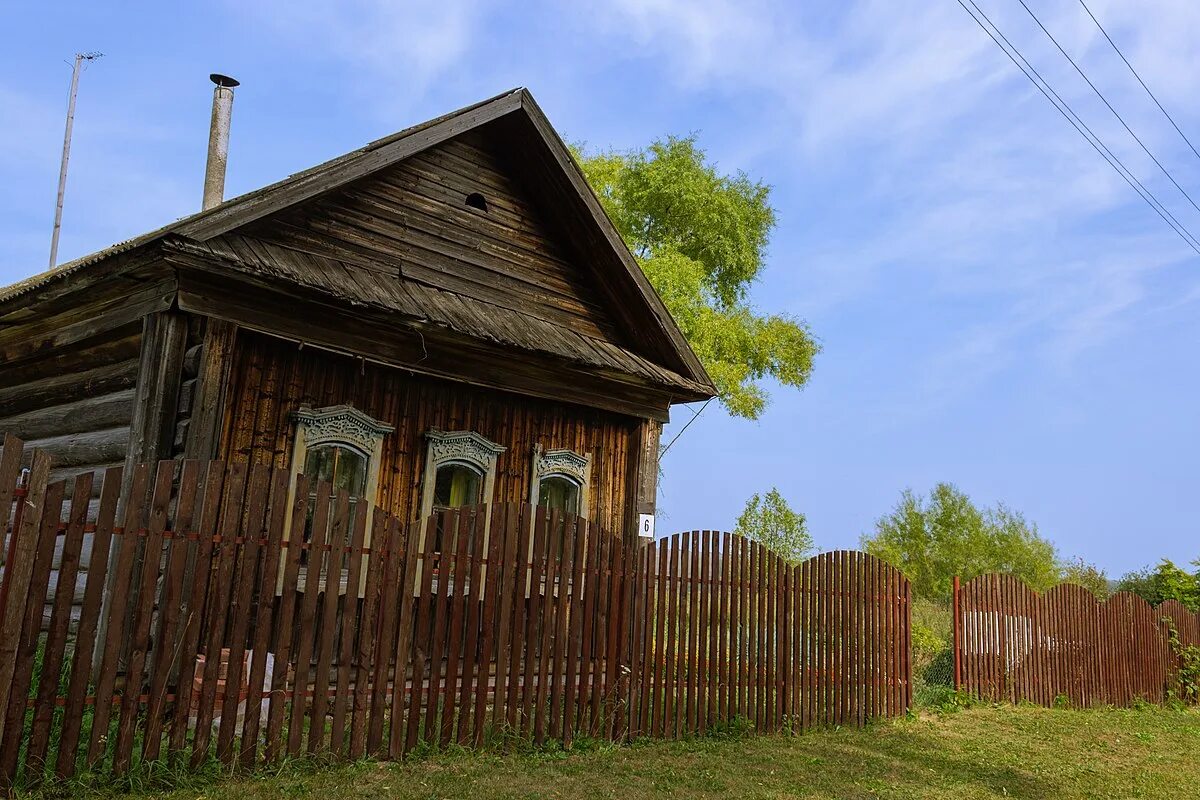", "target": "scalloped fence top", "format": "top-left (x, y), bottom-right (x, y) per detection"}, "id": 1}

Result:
top-left (956, 573), bottom-right (1200, 707)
